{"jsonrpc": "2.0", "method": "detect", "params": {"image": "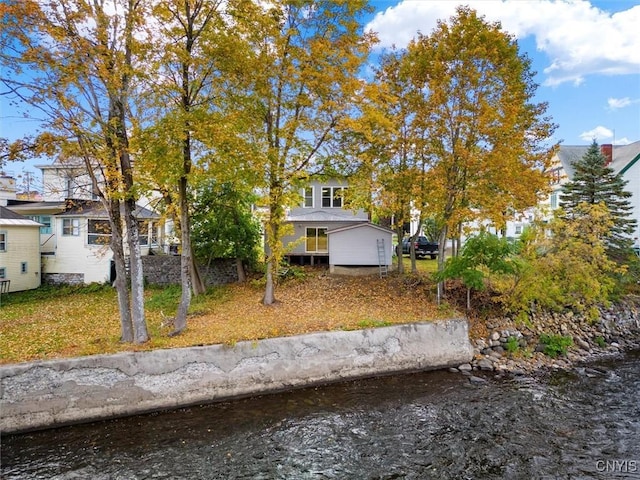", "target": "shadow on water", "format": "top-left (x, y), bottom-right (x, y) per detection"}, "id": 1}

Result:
top-left (2, 350), bottom-right (640, 479)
